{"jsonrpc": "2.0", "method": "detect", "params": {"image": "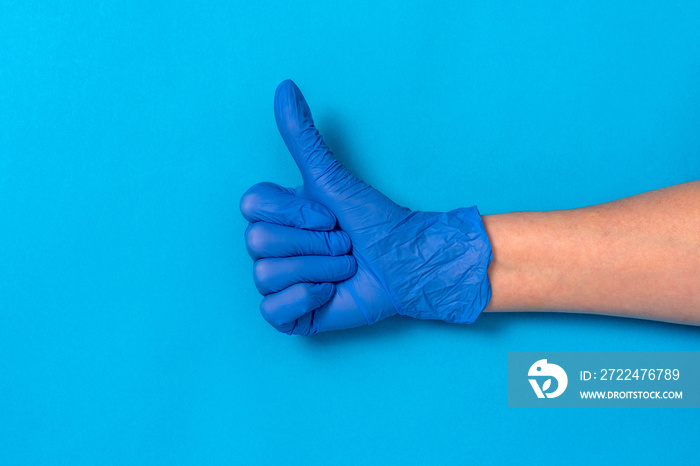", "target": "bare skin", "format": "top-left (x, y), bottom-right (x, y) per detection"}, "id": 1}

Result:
top-left (482, 181), bottom-right (700, 325)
